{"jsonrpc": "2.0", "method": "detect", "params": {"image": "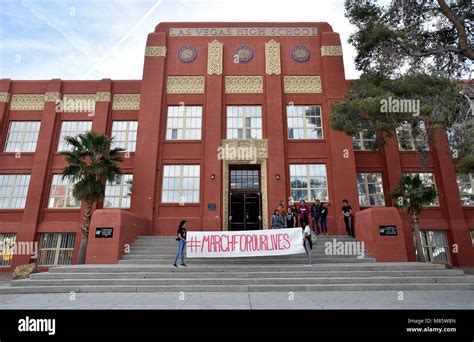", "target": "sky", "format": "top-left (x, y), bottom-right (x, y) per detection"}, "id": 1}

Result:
top-left (0, 0), bottom-right (362, 80)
